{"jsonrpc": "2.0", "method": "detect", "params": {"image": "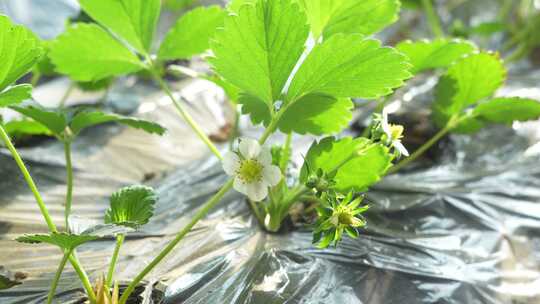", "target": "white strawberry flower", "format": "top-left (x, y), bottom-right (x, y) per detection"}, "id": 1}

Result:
top-left (382, 107), bottom-right (409, 157)
top-left (222, 138), bottom-right (282, 201)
